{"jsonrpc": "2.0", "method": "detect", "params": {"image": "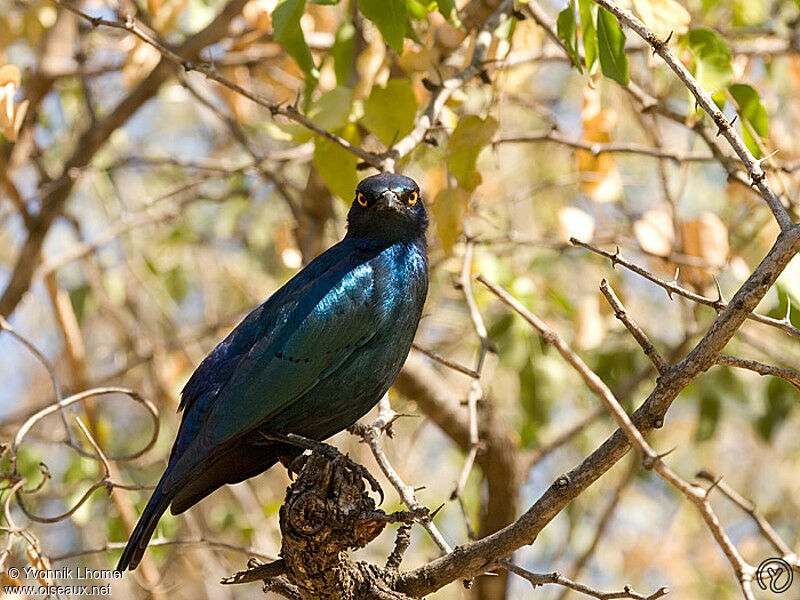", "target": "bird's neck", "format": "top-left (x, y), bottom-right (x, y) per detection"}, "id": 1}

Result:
top-left (345, 229), bottom-right (426, 252)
